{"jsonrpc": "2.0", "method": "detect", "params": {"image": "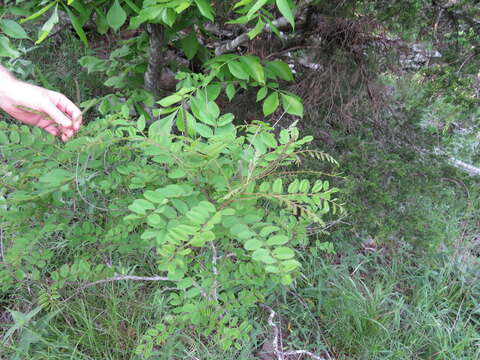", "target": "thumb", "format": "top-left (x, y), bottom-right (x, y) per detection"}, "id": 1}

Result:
top-left (42, 102), bottom-right (73, 128)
